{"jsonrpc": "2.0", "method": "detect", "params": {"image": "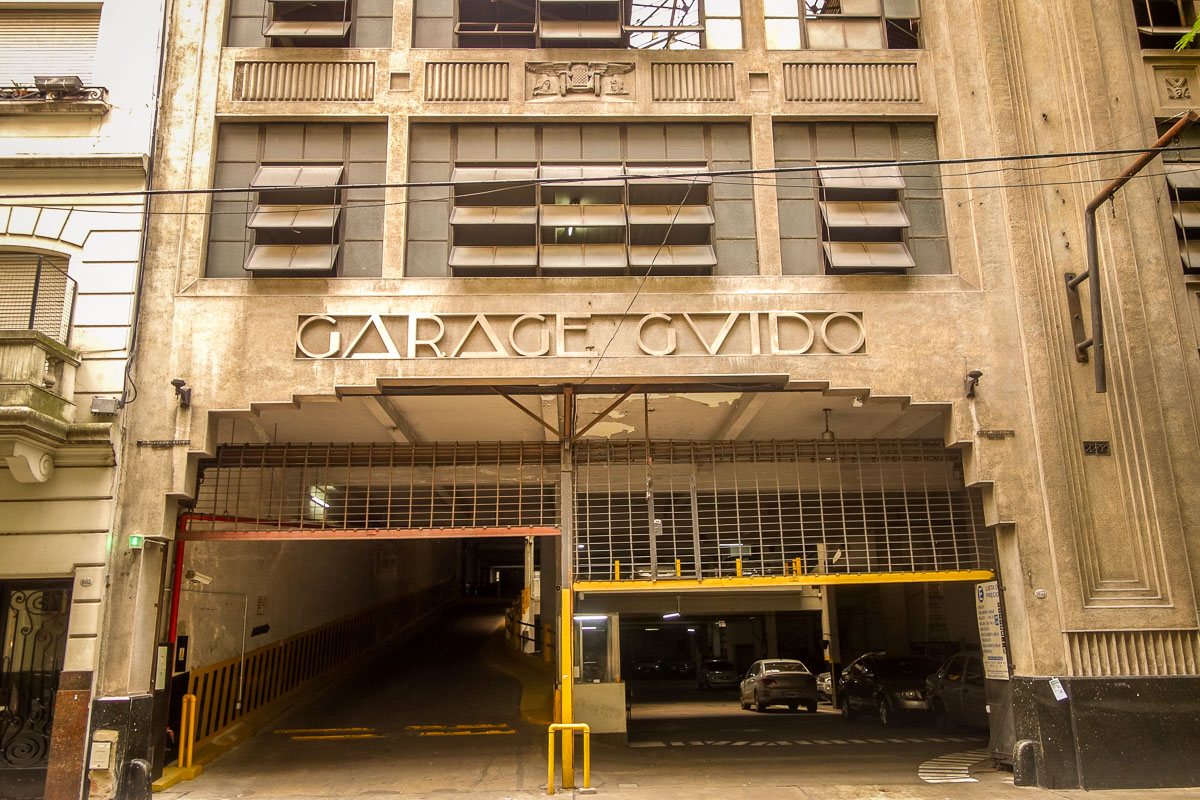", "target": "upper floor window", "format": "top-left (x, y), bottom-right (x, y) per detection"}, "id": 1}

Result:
top-left (0, 8), bottom-right (100, 88)
top-left (205, 122), bottom-right (386, 278)
top-left (766, 0), bottom-right (920, 50)
top-left (1160, 122), bottom-right (1200, 274)
top-left (1133, 0), bottom-right (1197, 48)
top-left (413, 0), bottom-right (743, 49)
top-left (774, 122), bottom-right (949, 275)
top-left (226, 0), bottom-right (393, 48)
top-left (406, 123), bottom-right (757, 277)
